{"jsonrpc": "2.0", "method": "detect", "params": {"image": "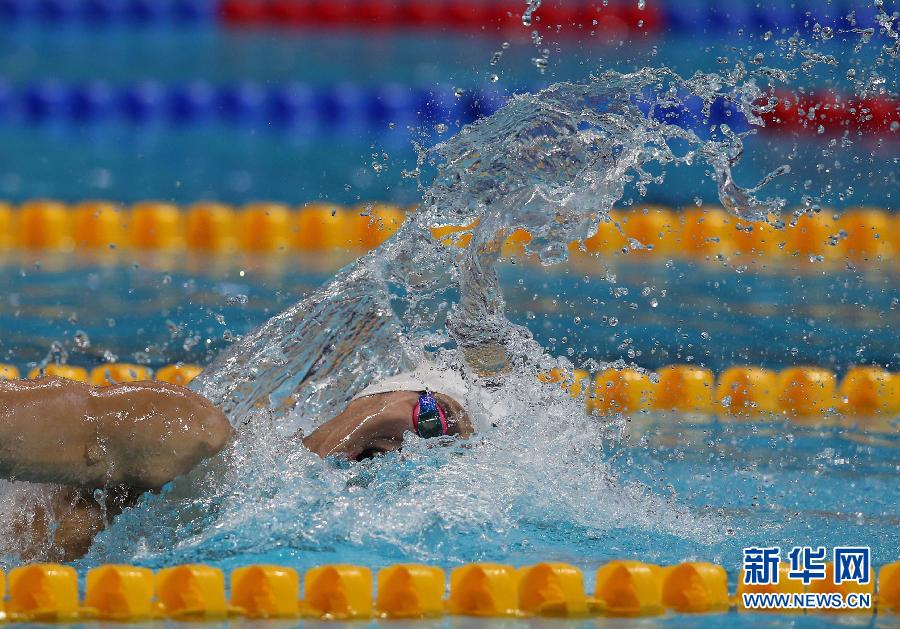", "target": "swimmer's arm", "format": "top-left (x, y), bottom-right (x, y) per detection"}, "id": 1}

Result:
top-left (0, 377), bottom-right (232, 490)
